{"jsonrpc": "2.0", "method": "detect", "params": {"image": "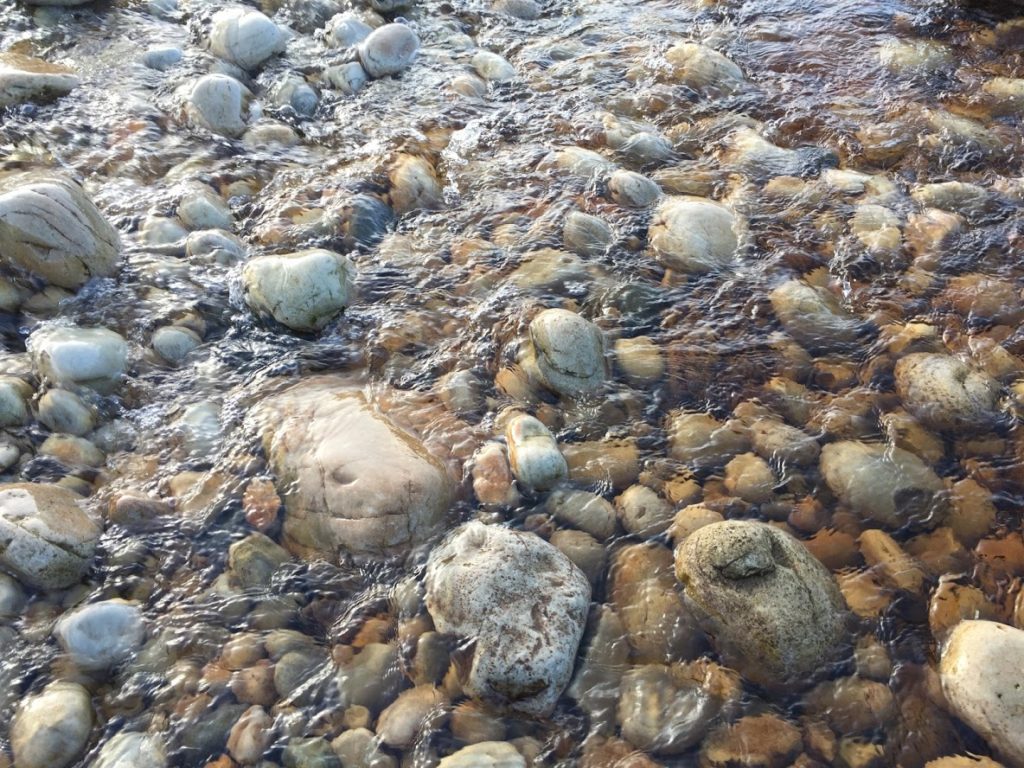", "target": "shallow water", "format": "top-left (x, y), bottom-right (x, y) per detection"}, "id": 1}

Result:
top-left (2, 0), bottom-right (1024, 765)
